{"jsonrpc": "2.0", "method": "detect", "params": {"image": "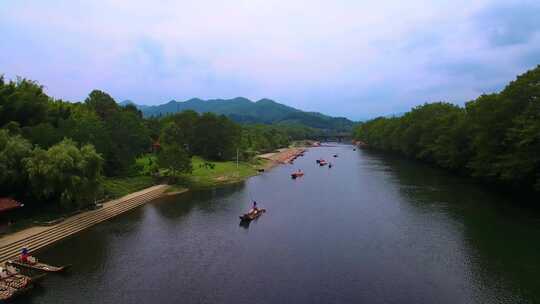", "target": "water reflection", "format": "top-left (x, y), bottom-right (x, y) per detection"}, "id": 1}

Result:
top-left (11, 145), bottom-right (540, 304)
top-left (366, 150), bottom-right (540, 303)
